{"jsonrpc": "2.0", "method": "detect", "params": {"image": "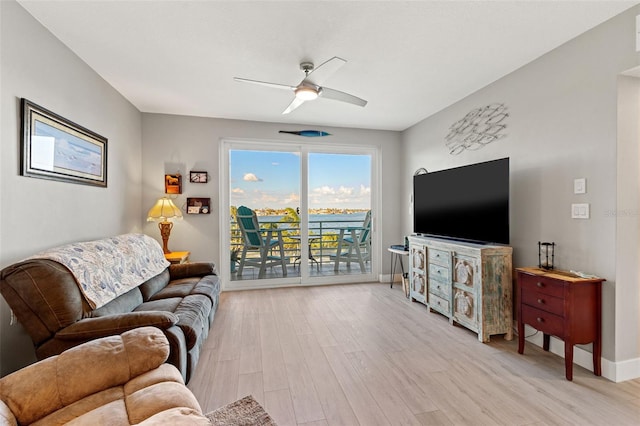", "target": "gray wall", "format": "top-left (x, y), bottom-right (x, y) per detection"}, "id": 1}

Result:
top-left (0, 1), bottom-right (143, 374)
top-left (141, 113), bottom-right (402, 285)
top-left (401, 6), bottom-right (640, 379)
